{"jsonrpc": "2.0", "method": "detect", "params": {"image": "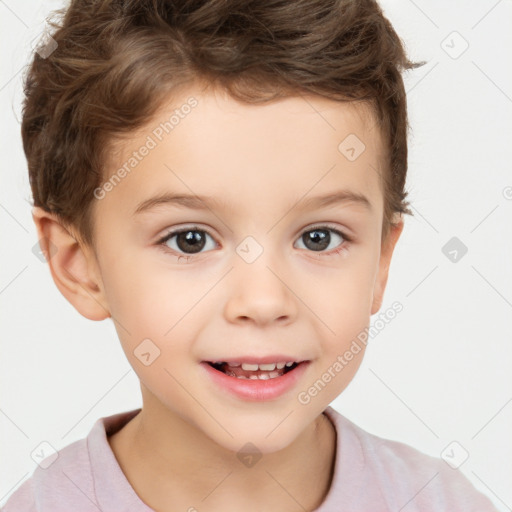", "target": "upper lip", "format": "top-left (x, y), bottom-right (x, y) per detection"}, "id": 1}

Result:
top-left (204, 355), bottom-right (308, 364)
